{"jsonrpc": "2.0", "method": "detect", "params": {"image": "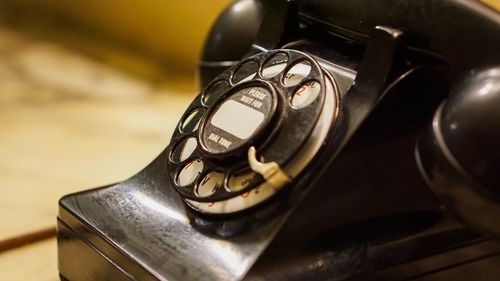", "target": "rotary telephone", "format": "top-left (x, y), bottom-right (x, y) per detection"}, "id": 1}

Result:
top-left (58, 1), bottom-right (500, 280)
